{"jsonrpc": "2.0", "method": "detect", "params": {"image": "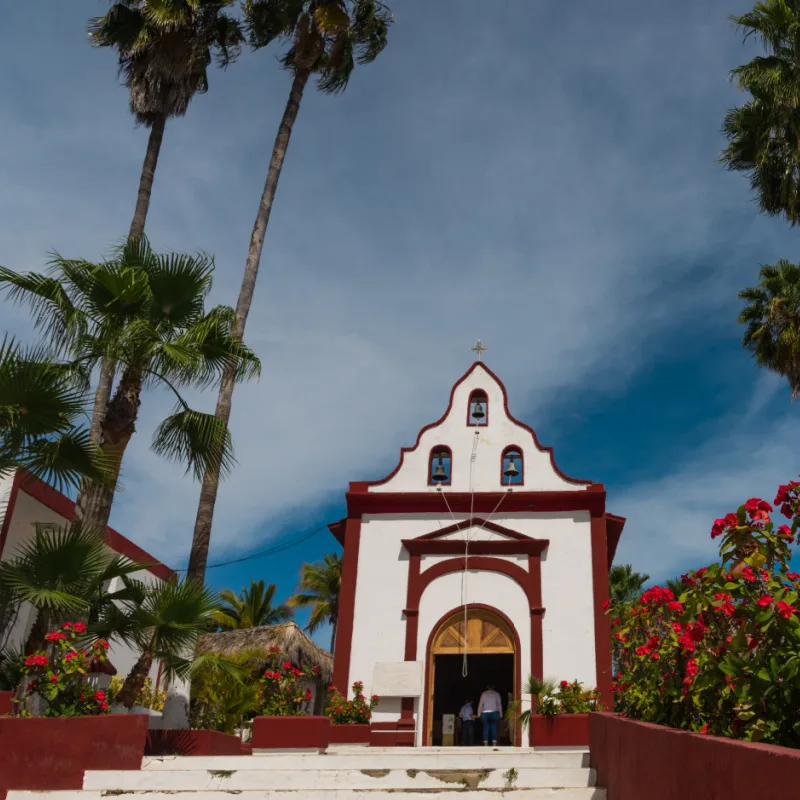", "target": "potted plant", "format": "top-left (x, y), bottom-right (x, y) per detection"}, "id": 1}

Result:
top-left (326, 681), bottom-right (379, 745)
top-left (252, 646), bottom-right (329, 751)
top-left (508, 676), bottom-right (603, 747)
